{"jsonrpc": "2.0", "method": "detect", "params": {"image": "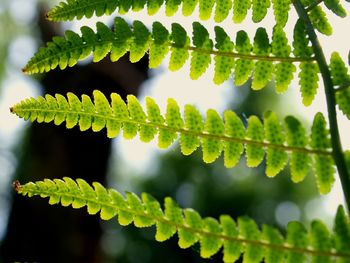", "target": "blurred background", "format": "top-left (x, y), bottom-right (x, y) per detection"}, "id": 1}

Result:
top-left (0, 0), bottom-right (349, 262)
